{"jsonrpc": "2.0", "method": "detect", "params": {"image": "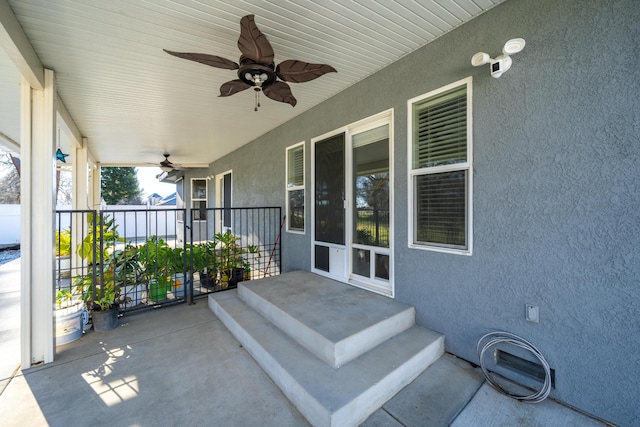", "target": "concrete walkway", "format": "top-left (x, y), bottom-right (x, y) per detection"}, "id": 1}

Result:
top-left (0, 259), bottom-right (609, 426)
top-left (0, 258), bottom-right (20, 395)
